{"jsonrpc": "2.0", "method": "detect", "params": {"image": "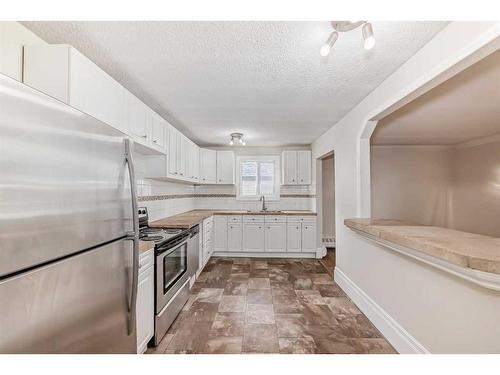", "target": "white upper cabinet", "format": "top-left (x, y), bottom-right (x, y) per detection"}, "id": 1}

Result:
top-left (24, 45), bottom-right (127, 134)
top-left (297, 150), bottom-right (312, 185)
top-left (199, 148), bottom-right (217, 184)
top-left (216, 150), bottom-right (235, 184)
top-left (149, 111), bottom-right (167, 153)
top-left (23, 43), bottom-right (169, 155)
top-left (126, 91), bottom-right (148, 141)
top-left (186, 140), bottom-right (200, 182)
top-left (282, 150), bottom-right (311, 185)
top-left (0, 22), bottom-right (46, 81)
top-left (282, 150), bottom-right (297, 185)
top-left (167, 126), bottom-right (178, 177)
